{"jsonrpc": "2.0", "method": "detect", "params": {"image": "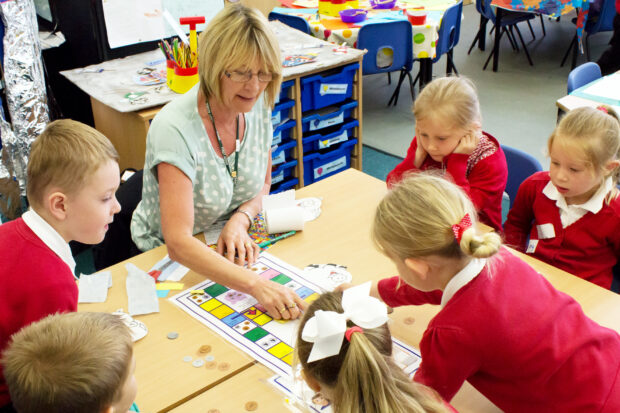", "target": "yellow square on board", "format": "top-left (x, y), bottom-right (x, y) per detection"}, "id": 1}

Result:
top-left (199, 298), bottom-right (222, 312)
top-left (210, 304), bottom-right (235, 319)
top-left (268, 342), bottom-right (293, 358)
top-left (282, 353), bottom-right (293, 365)
top-left (305, 293), bottom-right (320, 304)
top-left (254, 313), bottom-right (272, 326)
top-left (244, 307), bottom-right (262, 319)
